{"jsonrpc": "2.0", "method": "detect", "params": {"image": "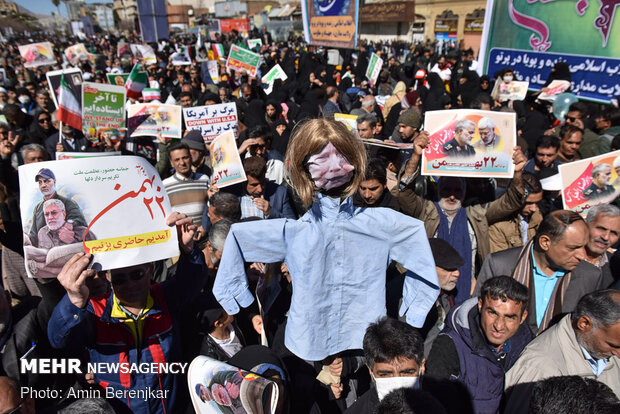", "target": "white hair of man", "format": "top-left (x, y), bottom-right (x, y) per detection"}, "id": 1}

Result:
top-left (455, 119), bottom-right (476, 133)
top-left (591, 163), bottom-right (611, 179)
top-left (478, 117), bottom-right (495, 130)
top-left (585, 203), bottom-right (620, 224)
top-left (43, 198), bottom-right (65, 212)
top-left (362, 95), bottom-right (376, 110)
